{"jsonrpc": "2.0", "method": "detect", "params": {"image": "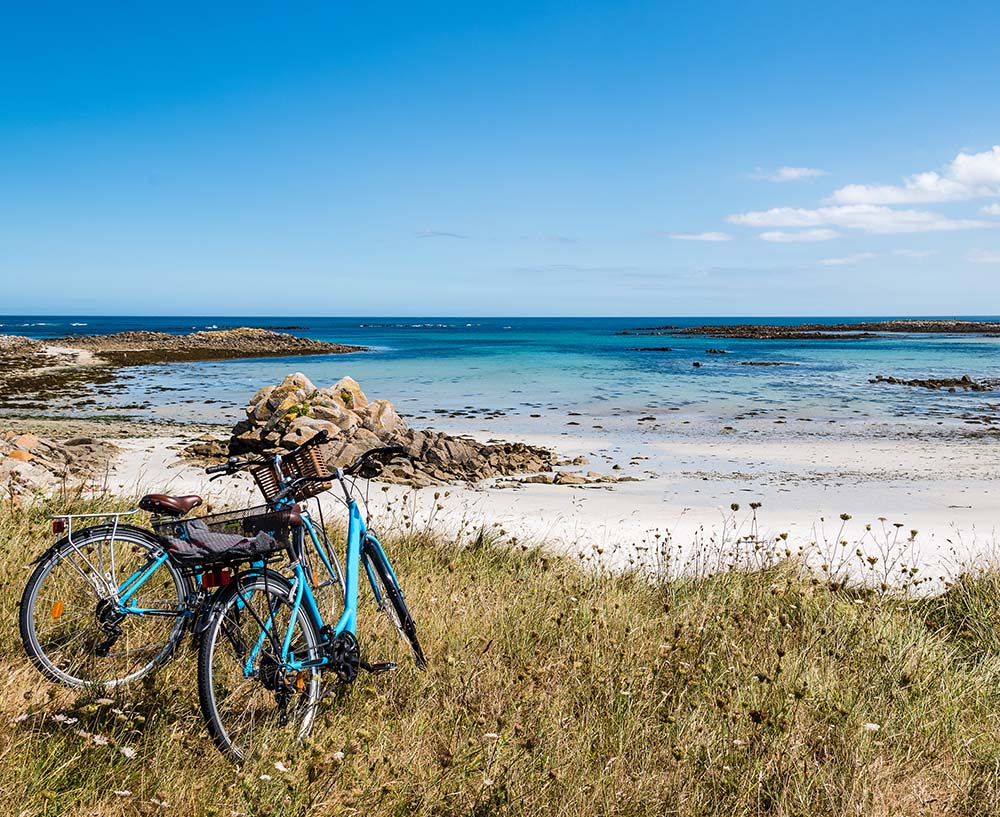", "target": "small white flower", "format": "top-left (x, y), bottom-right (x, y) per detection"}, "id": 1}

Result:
top-left (120, 746), bottom-right (137, 758)
top-left (863, 722), bottom-right (881, 732)
top-left (483, 732), bottom-right (500, 741)
top-left (259, 774), bottom-right (272, 781)
top-left (331, 751), bottom-right (346, 762)
top-left (113, 790), bottom-right (132, 798)
top-left (274, 761), bottom-right (289, 773)
top-left (92, 734), bottom-right (110, 746)
top-left (95, 697), bottom-right (115, 706)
